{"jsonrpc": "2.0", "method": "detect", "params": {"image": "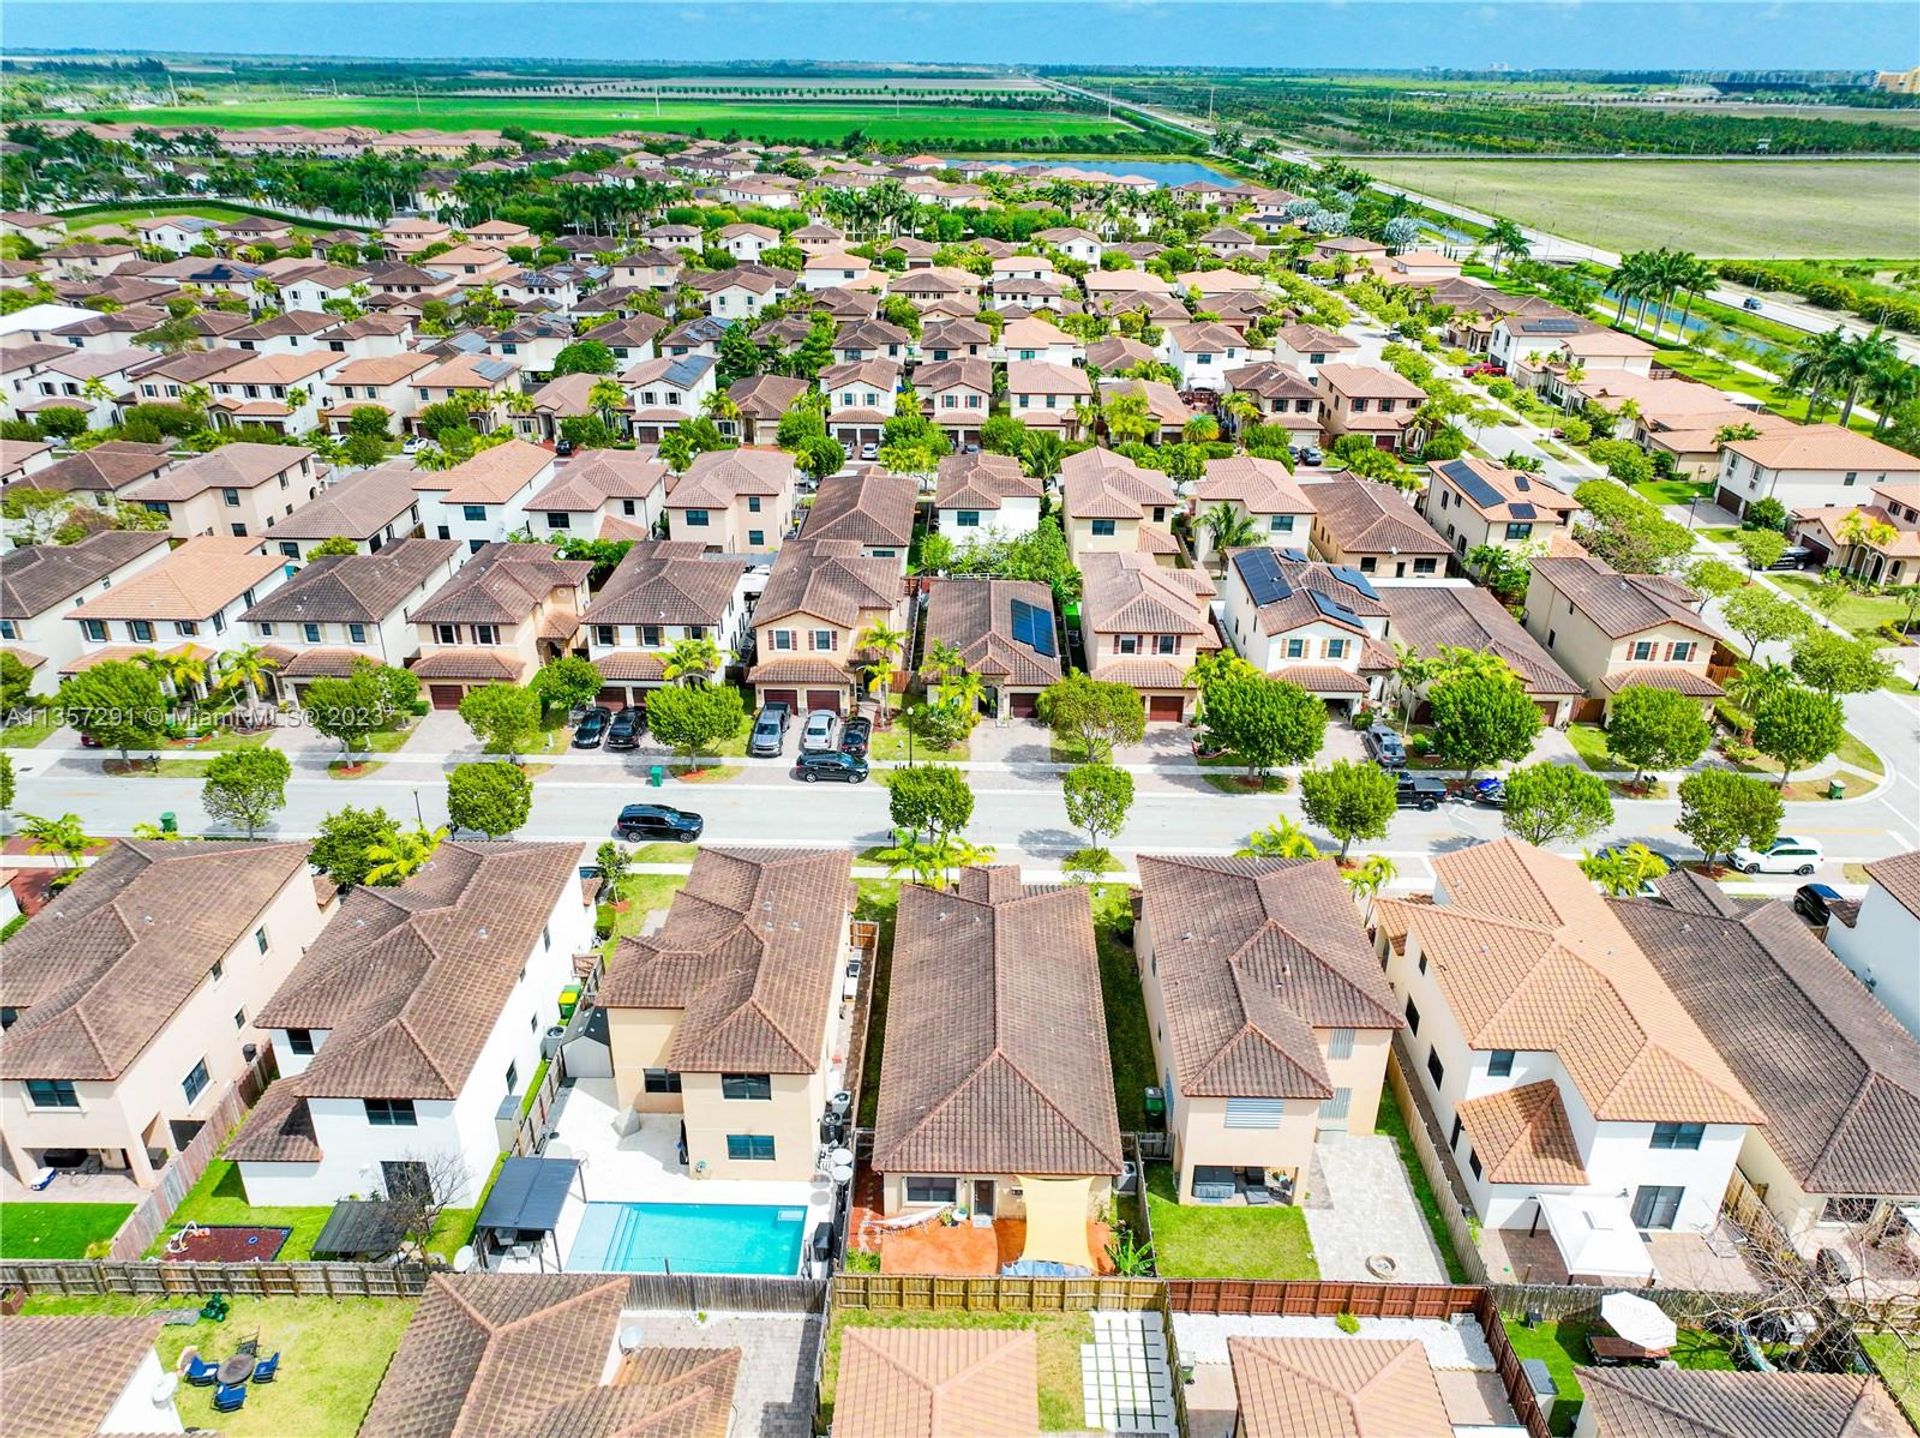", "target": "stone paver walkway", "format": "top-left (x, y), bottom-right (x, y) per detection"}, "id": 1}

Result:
top-left (1303, 1135), bottom-right (1450, 1284)
top-left (1083, 1310), bottom-right (1176, 1436)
